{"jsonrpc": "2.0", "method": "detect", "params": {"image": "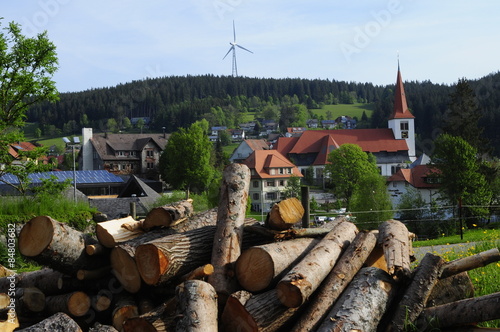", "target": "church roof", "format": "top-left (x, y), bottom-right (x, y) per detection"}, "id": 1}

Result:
top-left (389, 64), bottom-right (415, 120)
